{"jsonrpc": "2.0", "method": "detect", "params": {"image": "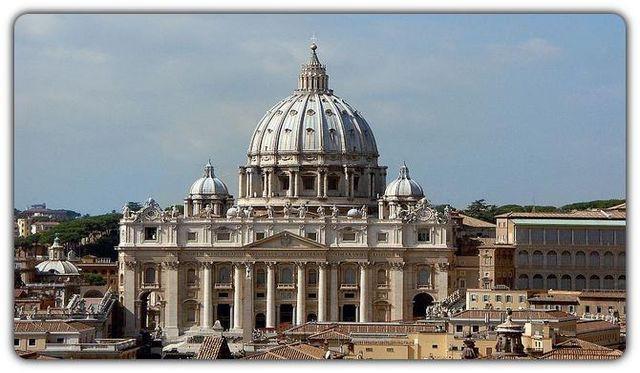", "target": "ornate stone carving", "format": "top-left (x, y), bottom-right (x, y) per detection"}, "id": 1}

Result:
top-left (389, 262), bottom-right (405, 270)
